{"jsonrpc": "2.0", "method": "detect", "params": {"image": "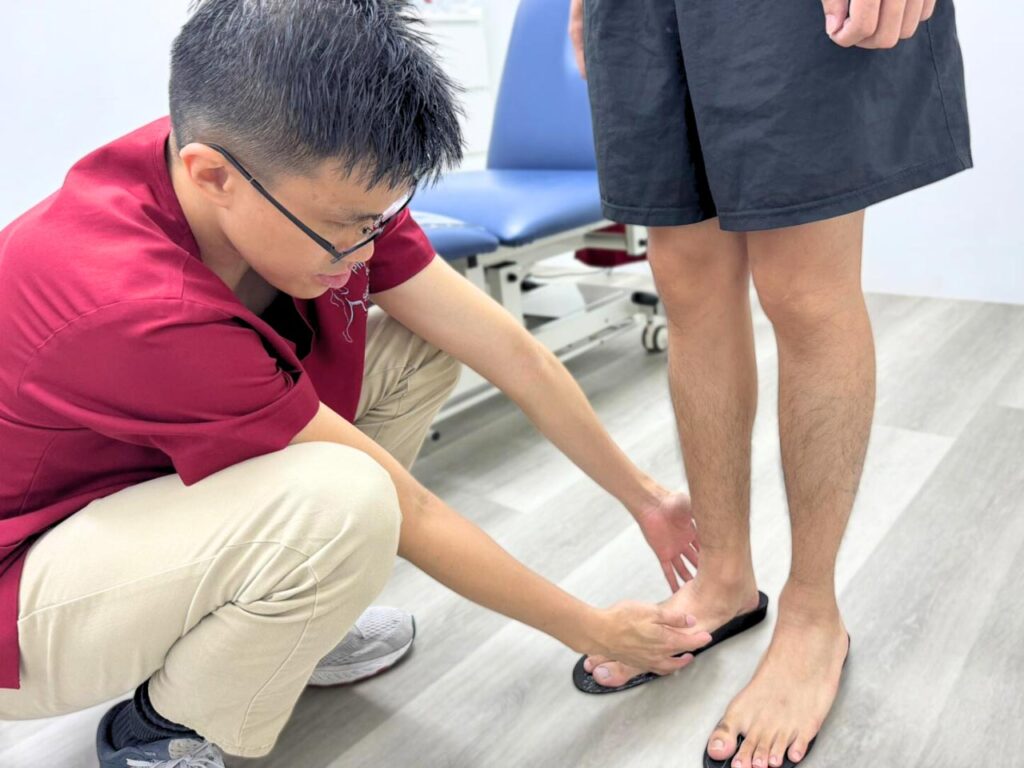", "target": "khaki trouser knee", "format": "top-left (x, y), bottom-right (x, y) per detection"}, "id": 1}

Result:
top-left (0, 308), bottom-right (454, 758)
